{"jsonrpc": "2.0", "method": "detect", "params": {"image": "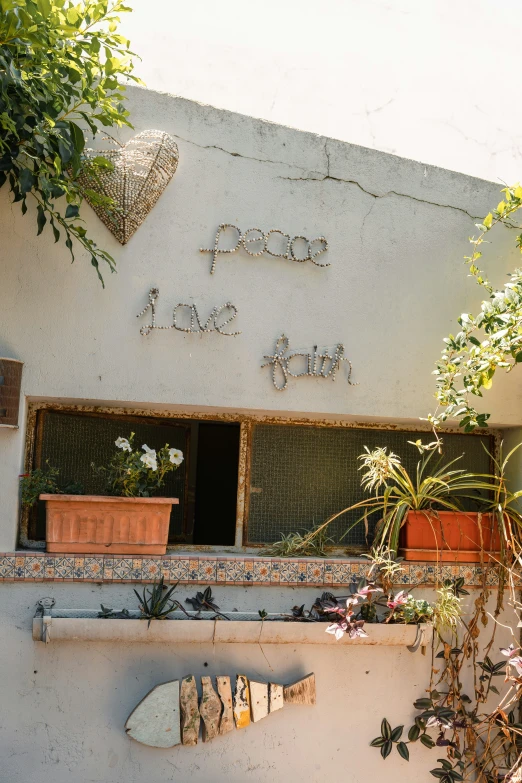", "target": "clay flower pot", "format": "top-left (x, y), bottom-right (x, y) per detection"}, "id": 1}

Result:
top-left (41, 494), bottom-right (179, 555)
top-left (401, 510), bottom-right (500, 562)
